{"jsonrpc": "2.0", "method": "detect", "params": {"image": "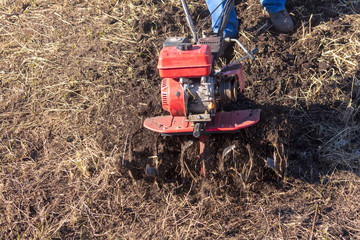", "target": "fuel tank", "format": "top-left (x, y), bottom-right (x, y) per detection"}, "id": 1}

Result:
top-left (157, 45), bottom-right (213, 78)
